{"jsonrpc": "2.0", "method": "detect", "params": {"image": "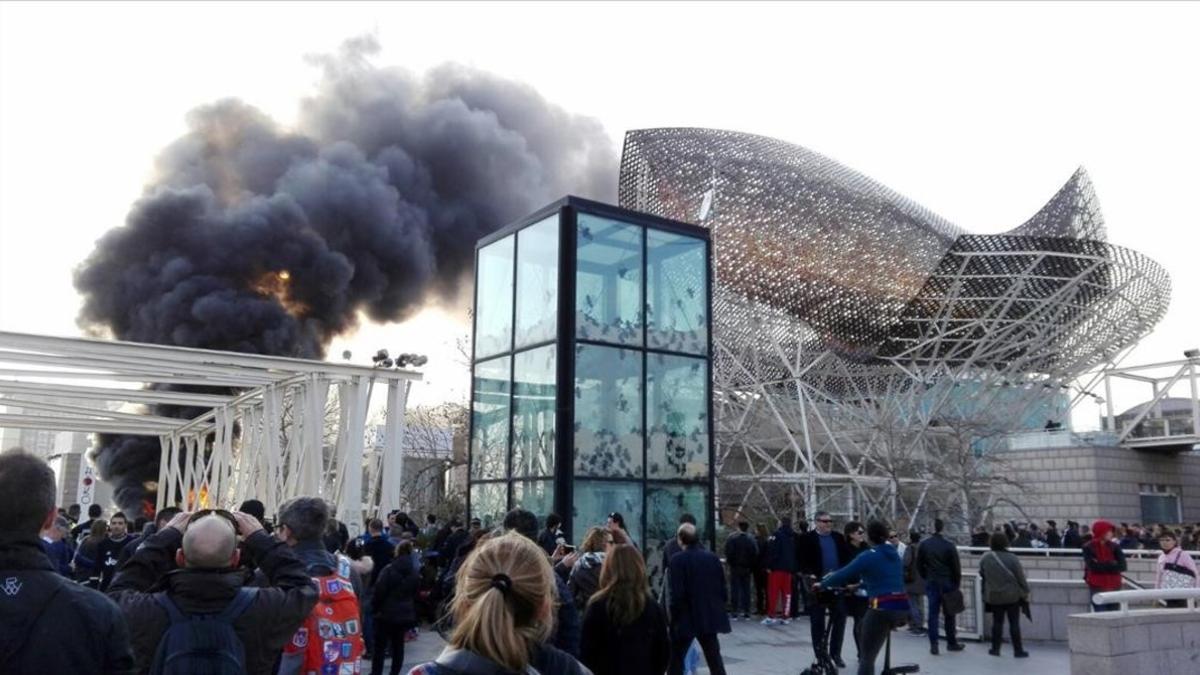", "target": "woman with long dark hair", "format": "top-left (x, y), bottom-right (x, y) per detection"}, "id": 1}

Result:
top-left (580, 544), bottom-right (670, 675)
top-left (72, 518), bottom-right (107, 587)
top-left (979, 532), bottom-right (1030, 658)
top-left (842, 521), bottom-right (869, 658)
top-left (372, 540), bottom-right (420, 675)
top-left (816, 521), bottom-right (909, 675)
